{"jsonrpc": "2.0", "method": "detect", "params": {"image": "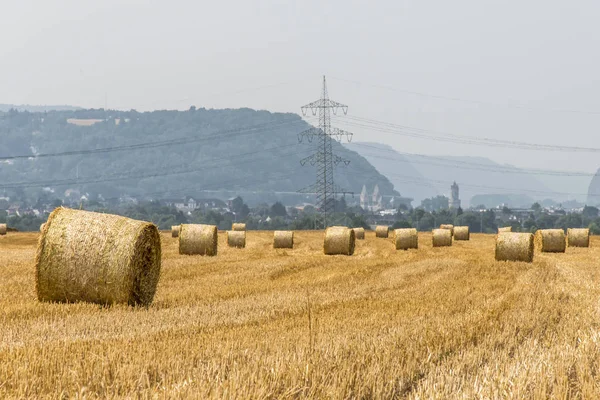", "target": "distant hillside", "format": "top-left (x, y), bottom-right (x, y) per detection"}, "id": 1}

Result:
top-left (587, 169), bottom-right (600, 206)
top-left (347, 142), bottom-right (552, 207)
top-left (0, 104), bottom-right (81, 112)
top-left (345, 142), bottom-right (438, 202)
top-left (0, 108), bottom-right (397, 206)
